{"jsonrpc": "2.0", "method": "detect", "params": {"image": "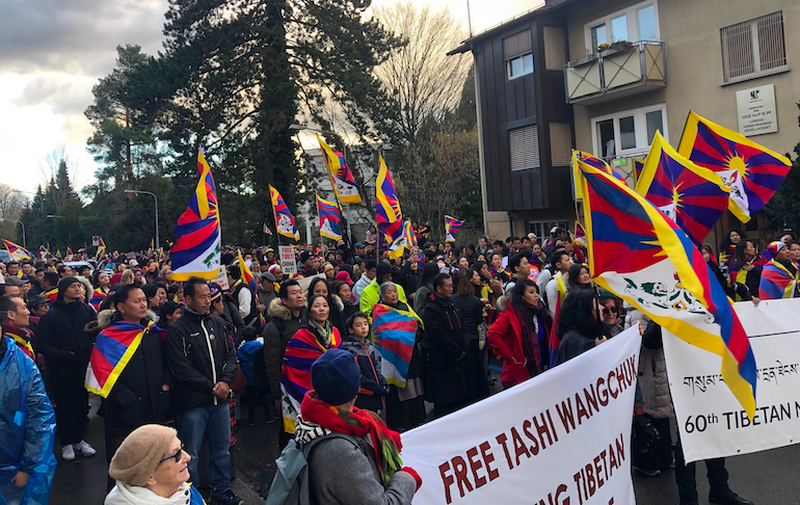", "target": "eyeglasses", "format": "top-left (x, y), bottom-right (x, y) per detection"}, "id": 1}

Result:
top-left (601, 307), bottom-right (619, 316)
top-left (158, 443), bottom-right (185, 465)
